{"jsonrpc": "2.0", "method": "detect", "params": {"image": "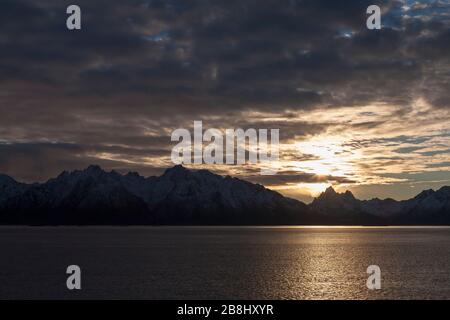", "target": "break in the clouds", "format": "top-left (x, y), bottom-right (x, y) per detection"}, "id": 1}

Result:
top-left (0, 0), bottom-right (449, 202)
